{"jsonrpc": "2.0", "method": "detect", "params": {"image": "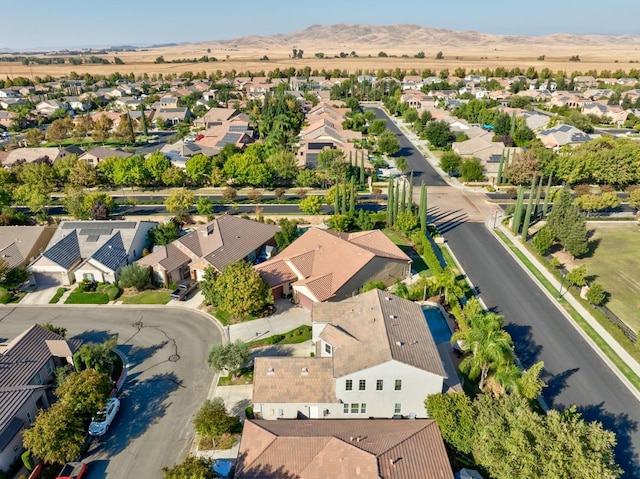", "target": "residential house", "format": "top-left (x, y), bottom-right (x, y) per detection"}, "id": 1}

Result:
top-left (582, 102), bottom-right (628, 125)
top-left (401, 75), bottom-right (424, 90)
top-left (0, 98), bottom-right (26, 110)
top-left (195, 114), bottom-right (254, 153)
top-left (27, 220), bottom-right (157, 286)
top-left (0, 89), bottom-right (16, 98)
top-left (0, 111), bottom-right (20, 130)
top-left (78, 146), bottom-right (131, 167)
top-left (159, 140), bottom-right (218, 169)
top-left (538, 124), bottom-right (593, 149)
top-left (0, 226), bottom-right (57, 269)
top-left (400, 91), bottom-right (433, 110)
top-left (192, 107), bottom-right (238, 129)
top-left (572, 75), bottom-right (598, 90)
top-left (256, 228), bottom-right (411, 308)
top-left (65, 96), bottom-right (92, 112)
top-left (252, 289), bottom-right (447, 419)
top-left (153, 107), bottom-right (191, 127)
top-left (0, 325), bottom-right (80, 472)
top-left (89, 111), bottom-right (121, 130)
top-left (158, 95), bottom-right (180, 108)
top-left (137, 215), bottom-right (280, 285)
top-left (2, 147), bottom-right (69, 168)
top-left (35, 99), bottom-right (68, 117)
top-left (234, 419), bottom-right (454, 479)
top-left (549, 92), bottom-right (589, 109)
